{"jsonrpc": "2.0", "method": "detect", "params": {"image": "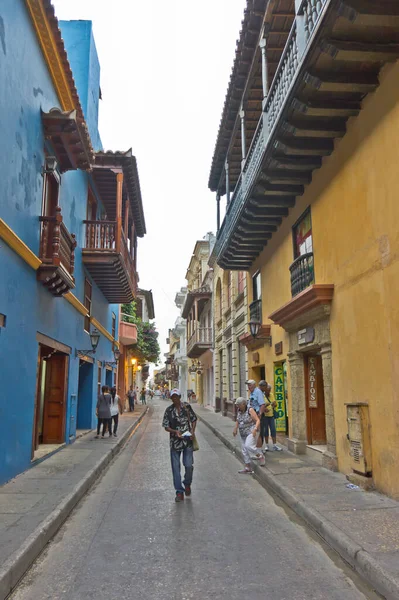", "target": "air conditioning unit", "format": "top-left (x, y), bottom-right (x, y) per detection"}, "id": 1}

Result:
top-left (346, 403), bottom-right (372, 476)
